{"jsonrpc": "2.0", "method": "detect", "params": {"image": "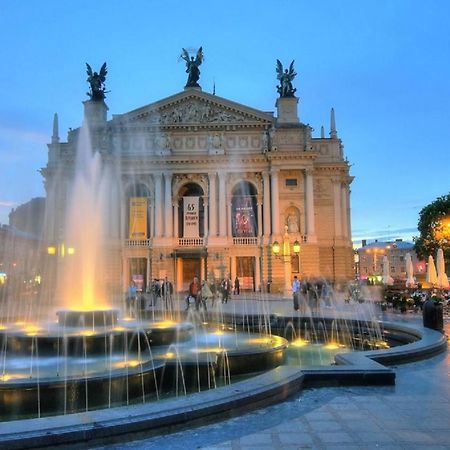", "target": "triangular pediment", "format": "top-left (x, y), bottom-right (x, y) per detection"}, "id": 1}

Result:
top-left (113, 89), bottom-right (274, 129)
